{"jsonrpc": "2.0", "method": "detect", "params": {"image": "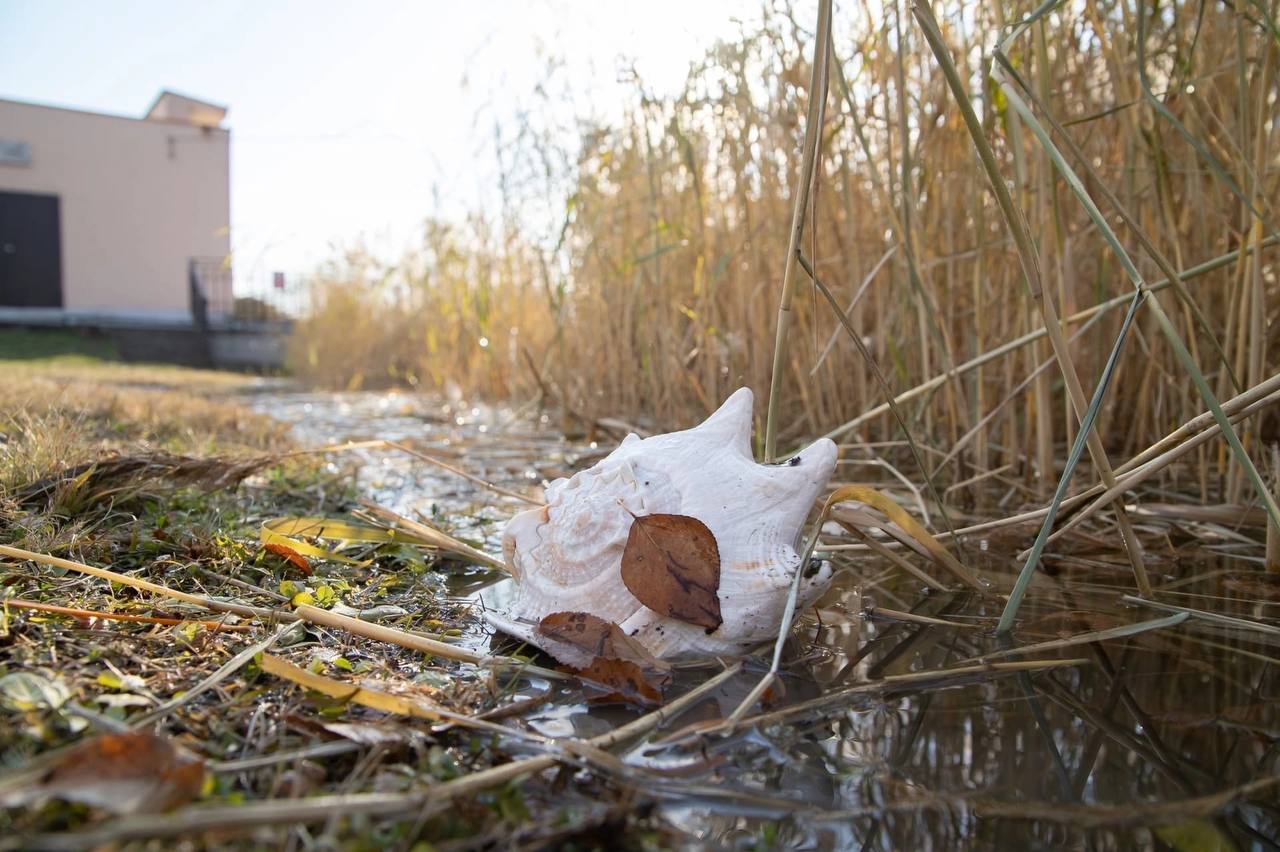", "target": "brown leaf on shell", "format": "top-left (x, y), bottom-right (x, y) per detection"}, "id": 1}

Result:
top-left (578, 657), bottom-right (670, 707)
top-left (620, 513), bottom-right (722, 631)
top-left (536, 611), bottom-right (663, 669)
top-left (537, 611), bottom-right (671, 706)
top-left (1, 730), bottom-right (205, 814)
top-left (265, 541), bottom-right (313, 576)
